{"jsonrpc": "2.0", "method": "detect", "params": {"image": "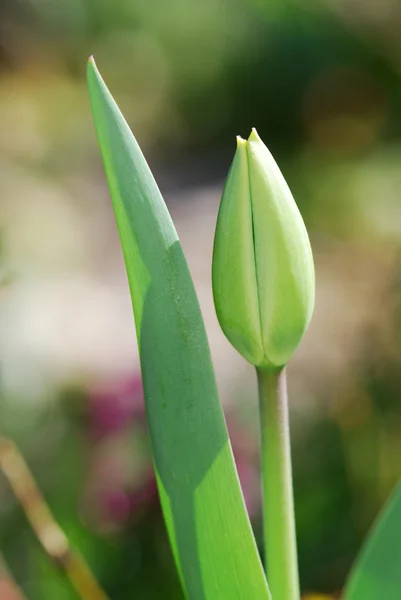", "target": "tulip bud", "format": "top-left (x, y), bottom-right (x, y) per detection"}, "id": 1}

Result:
top-left (212, 129), bottom-right (315, 368)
